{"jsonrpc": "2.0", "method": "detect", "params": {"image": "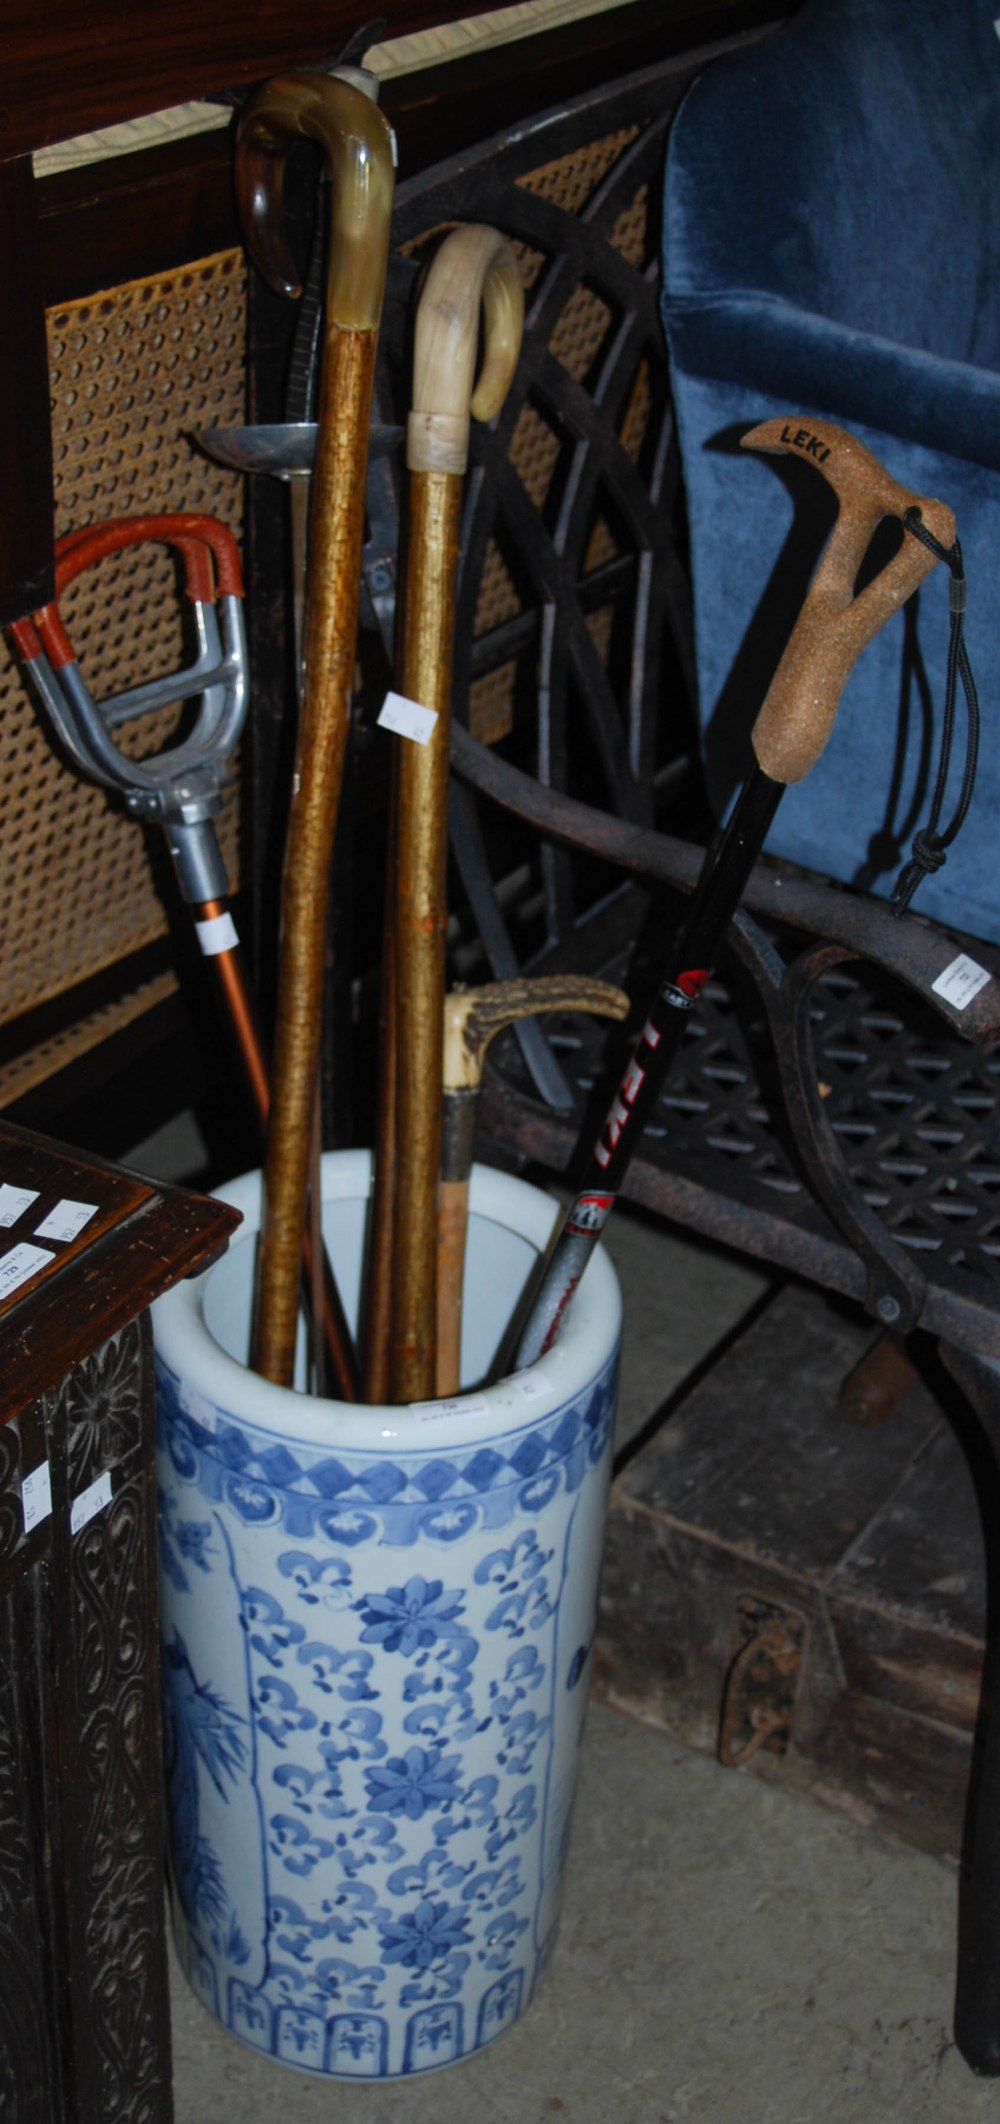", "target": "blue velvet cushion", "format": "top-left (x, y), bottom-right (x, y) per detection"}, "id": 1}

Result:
top-left (661, 0), bottom-right (1000, 942)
